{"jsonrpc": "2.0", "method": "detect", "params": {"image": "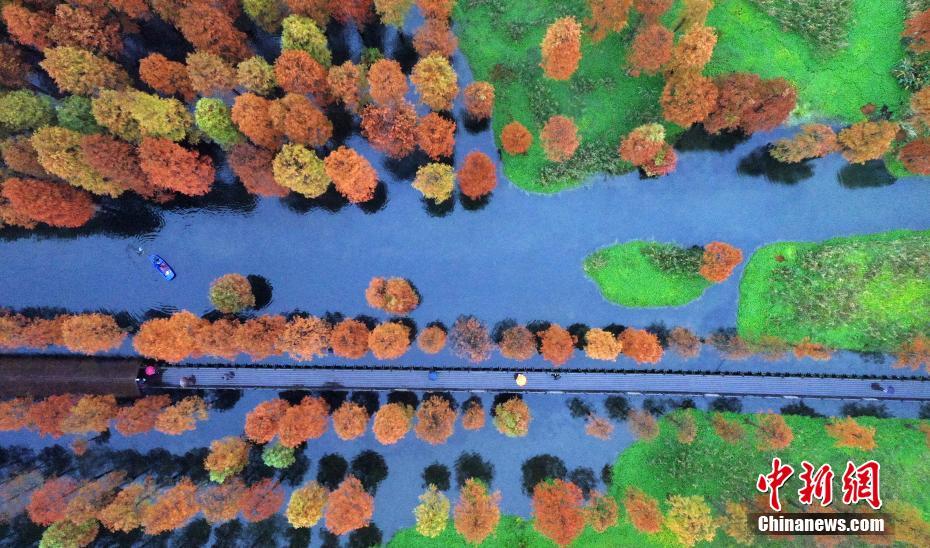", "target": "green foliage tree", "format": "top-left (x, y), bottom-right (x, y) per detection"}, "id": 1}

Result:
top-left (286, 482), bottom-right (328, 528)
top-left (39, 47), bottom-right (130, 96)
top-left (91, 91), bottom-right (142, 143)
top-left (127, 92), bottom-right (192, 142)
top-left (375, 0), bottom-right (414, 27)
top-left (39, 518), bottom-right (99, 548)
top-left (195, 99), bottom-right (243, 150)
top-left (272, 143), bottom-right (332, 198)
top-left (0, 91), bottom-right (54, 134)
top-left (31, 126), bottom-right (122, 197)
top-left (262, 442), bottom-right (297, 469)
top-left (281, 15), bottom-right (332, 67)
top-left (243, 0), bottom-right (285, 32)
top-left (56, 96), bottom-right (102, 135)
top-left (665, 495), bottom-right (716, 547)
top-left (414, 485), bottom-right (450, 538)
top-left (237, 56), bottom-right (277, 96)
top-left (209, 273), bottom-right (256, 313)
